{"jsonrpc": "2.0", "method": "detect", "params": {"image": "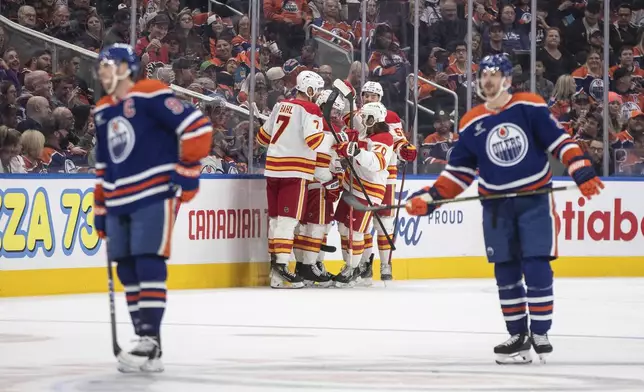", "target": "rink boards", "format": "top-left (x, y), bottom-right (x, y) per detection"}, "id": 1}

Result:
top-left (1, 174), bottom-right (644, 297)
